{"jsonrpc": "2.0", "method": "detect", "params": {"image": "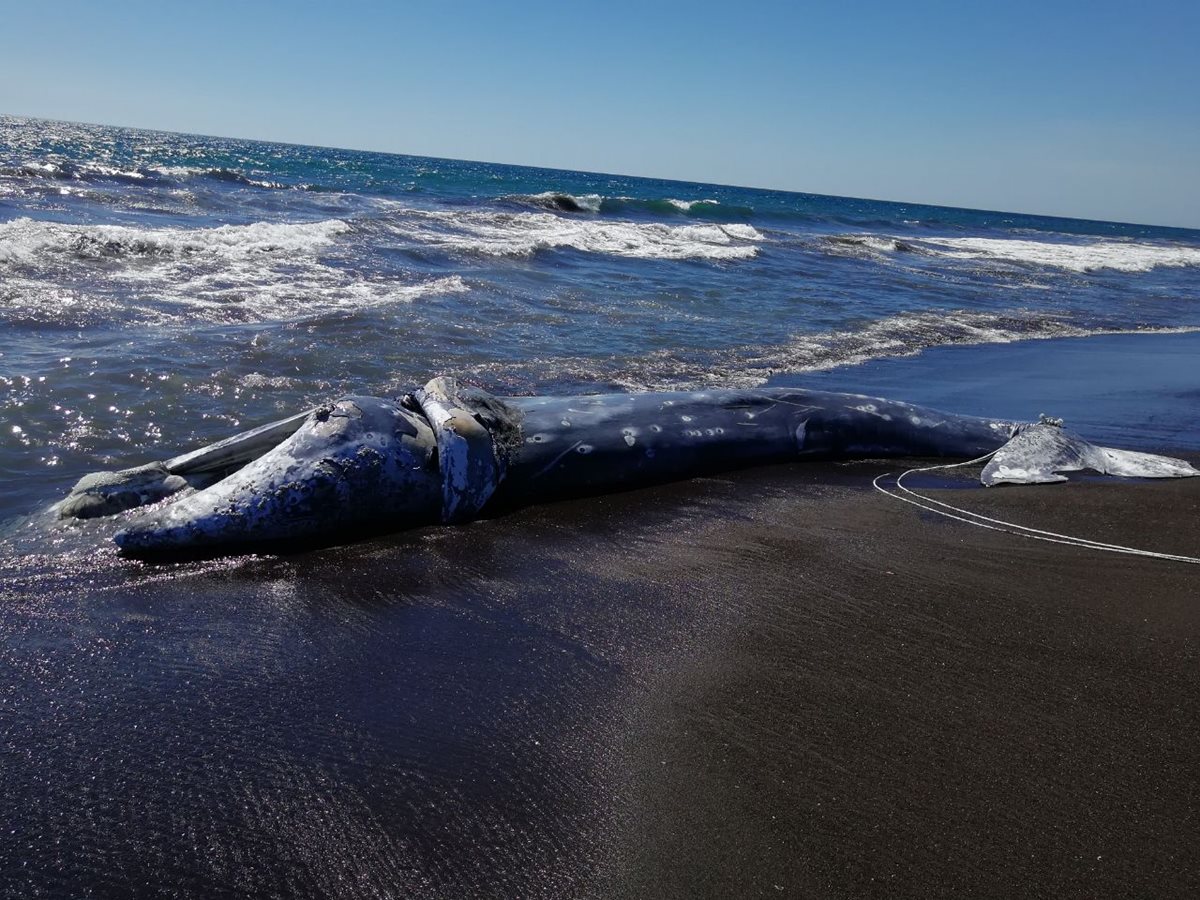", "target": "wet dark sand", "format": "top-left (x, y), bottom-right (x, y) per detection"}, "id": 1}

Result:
top-left (598, 462), bottom-right (1200, 899)
top-left (3, 459), bottom-right (1198, 899)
